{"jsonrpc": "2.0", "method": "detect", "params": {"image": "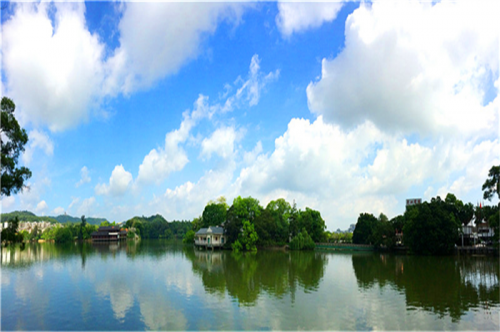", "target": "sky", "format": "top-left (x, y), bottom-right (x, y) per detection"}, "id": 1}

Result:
top-left (1, 0), bottom-right (498, 231)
